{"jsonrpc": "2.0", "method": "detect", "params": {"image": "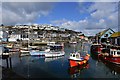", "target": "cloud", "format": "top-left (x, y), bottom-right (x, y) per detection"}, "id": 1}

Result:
top-left (2, 2), bottom-right (54, 25)
top-left (1, 2), bottom-right (118, 36)
top-left (53, 2), bottom-right (118, 36)
top-left (0, 3), bottom-right (2, 24)
top-left (51, 18), bottom-right (68, 26)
